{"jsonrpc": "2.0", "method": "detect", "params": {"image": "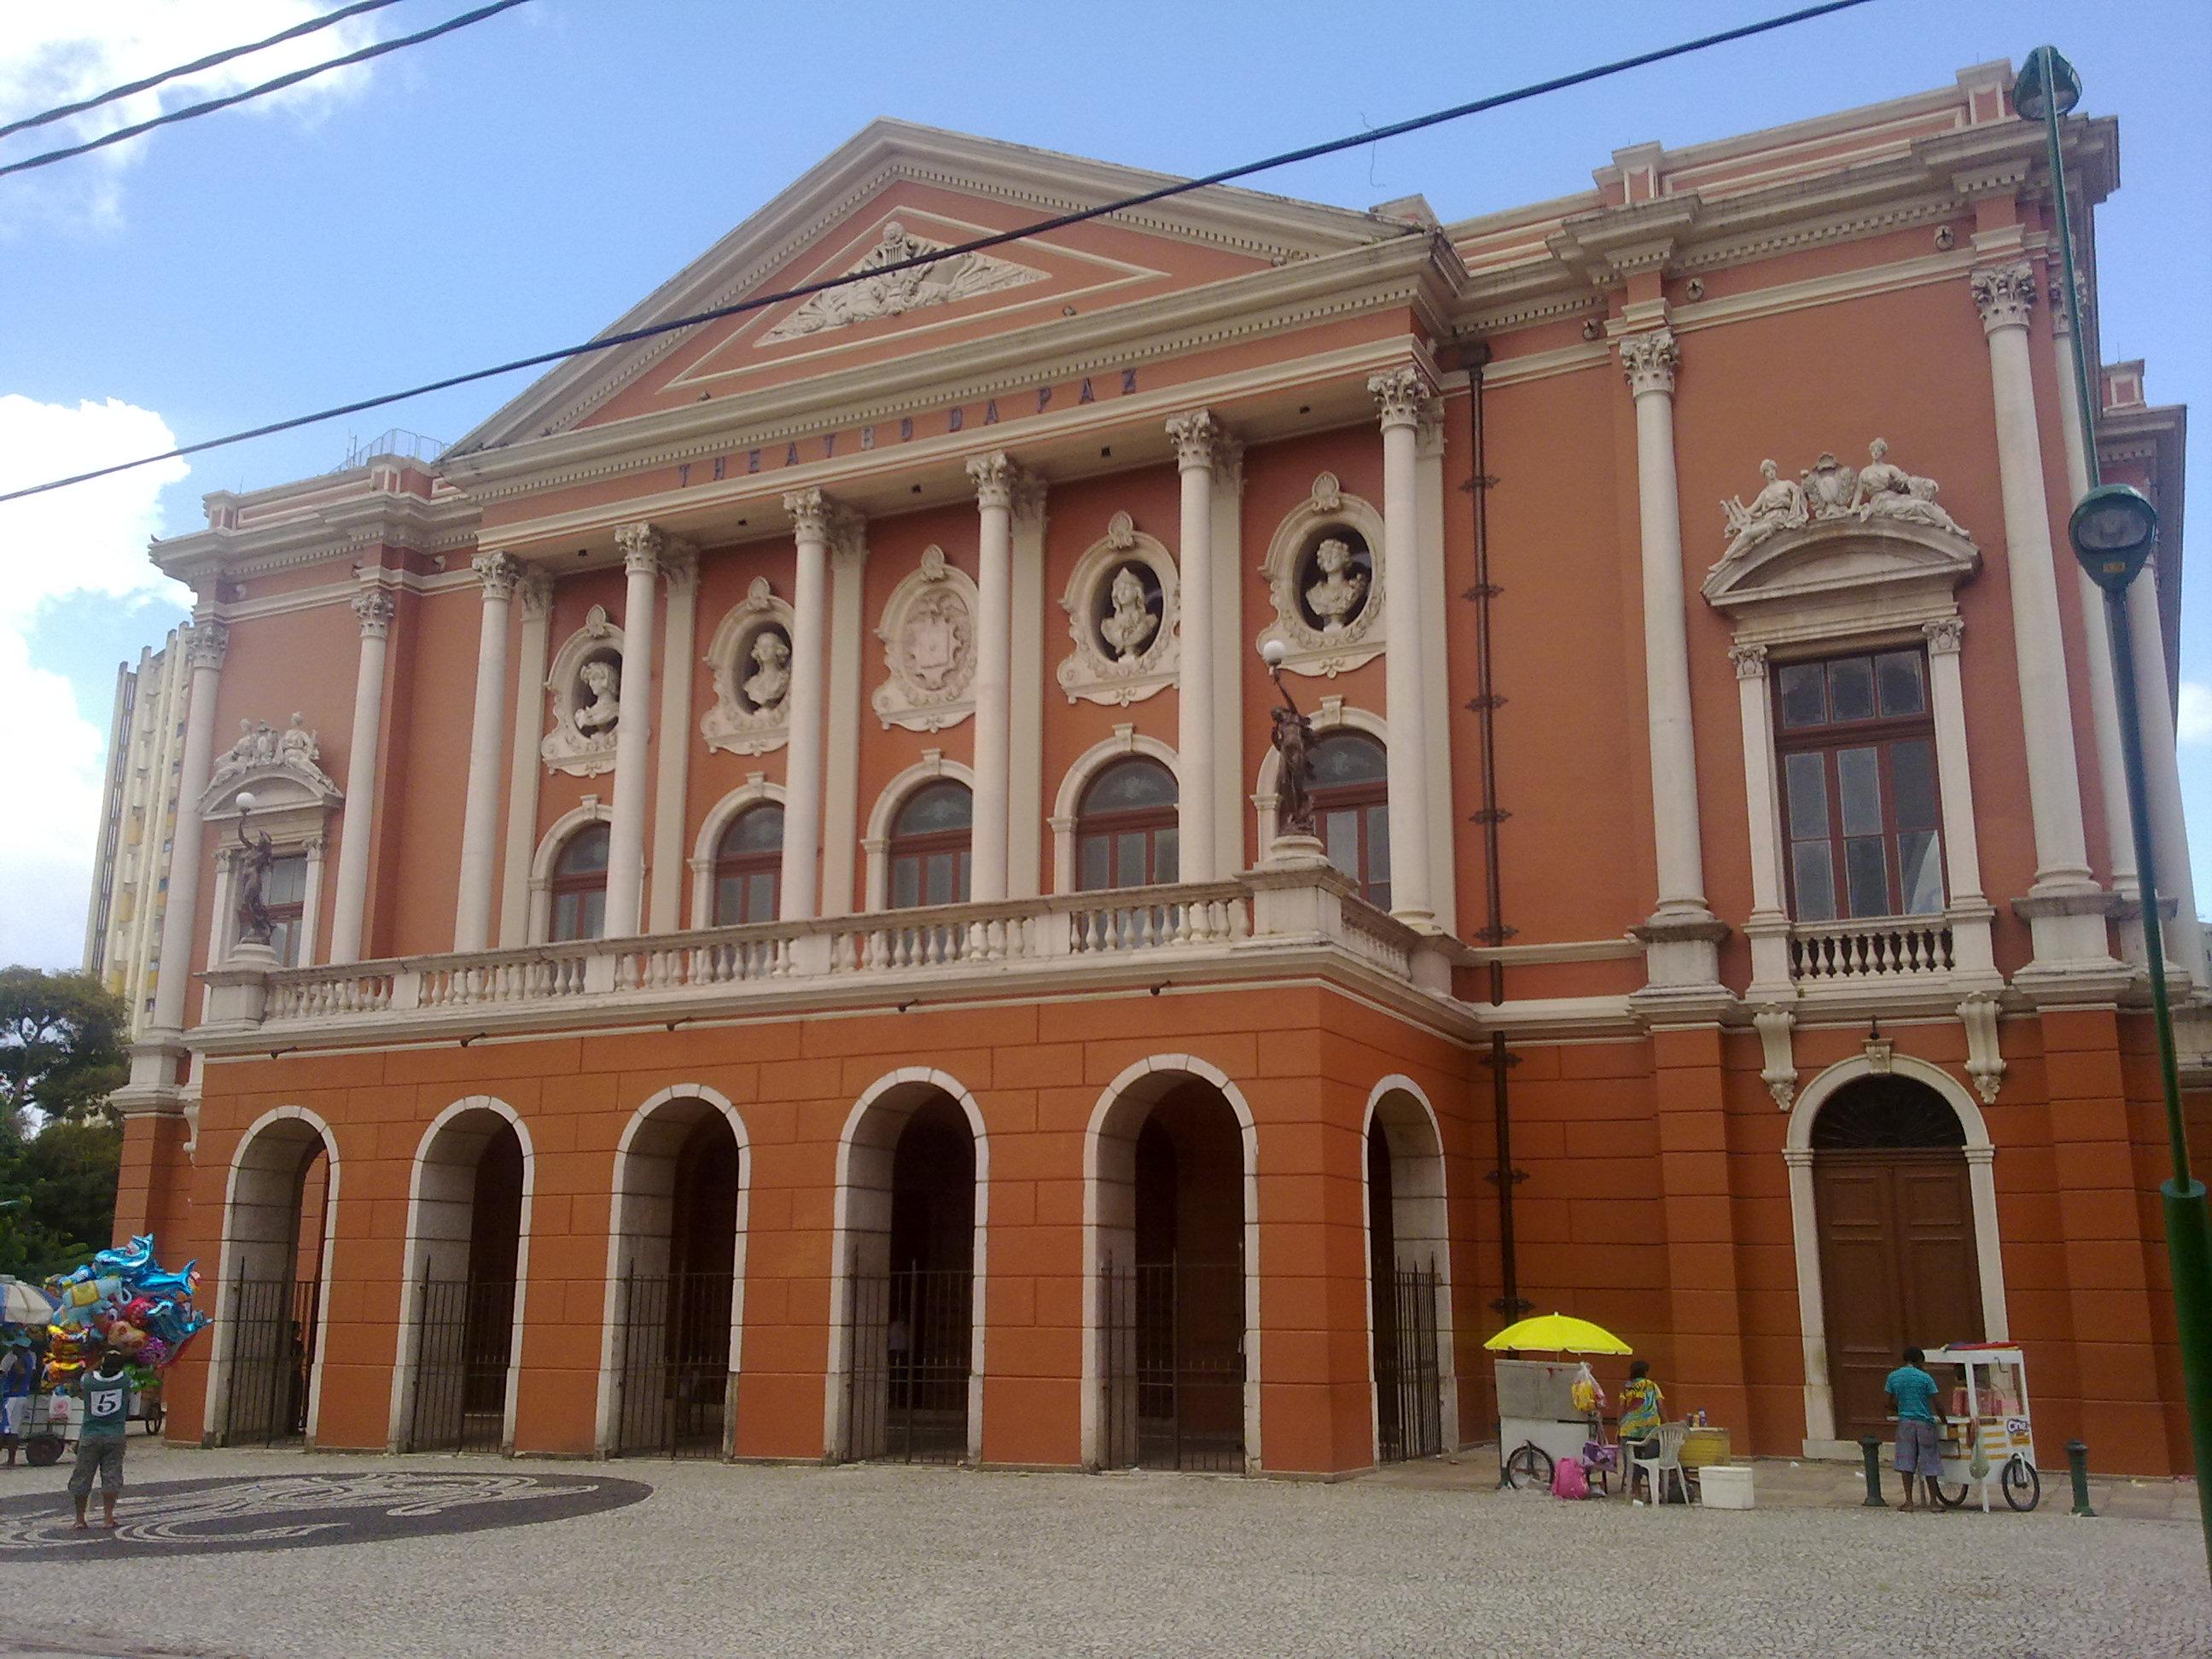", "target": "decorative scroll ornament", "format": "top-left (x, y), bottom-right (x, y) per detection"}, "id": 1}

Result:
top-left (760, 220), bottom-right (1046, 345)
top-left (540, 604), bottom-right (626, 777)
top-left (1057, 511), bottom-right (1179, 707)
top-left (1256, 472), bottom-right (1388, 678)
top-left (873, 546), bottom-right (980, 731)
top-left (701, 577), bottom-right (797, 756)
